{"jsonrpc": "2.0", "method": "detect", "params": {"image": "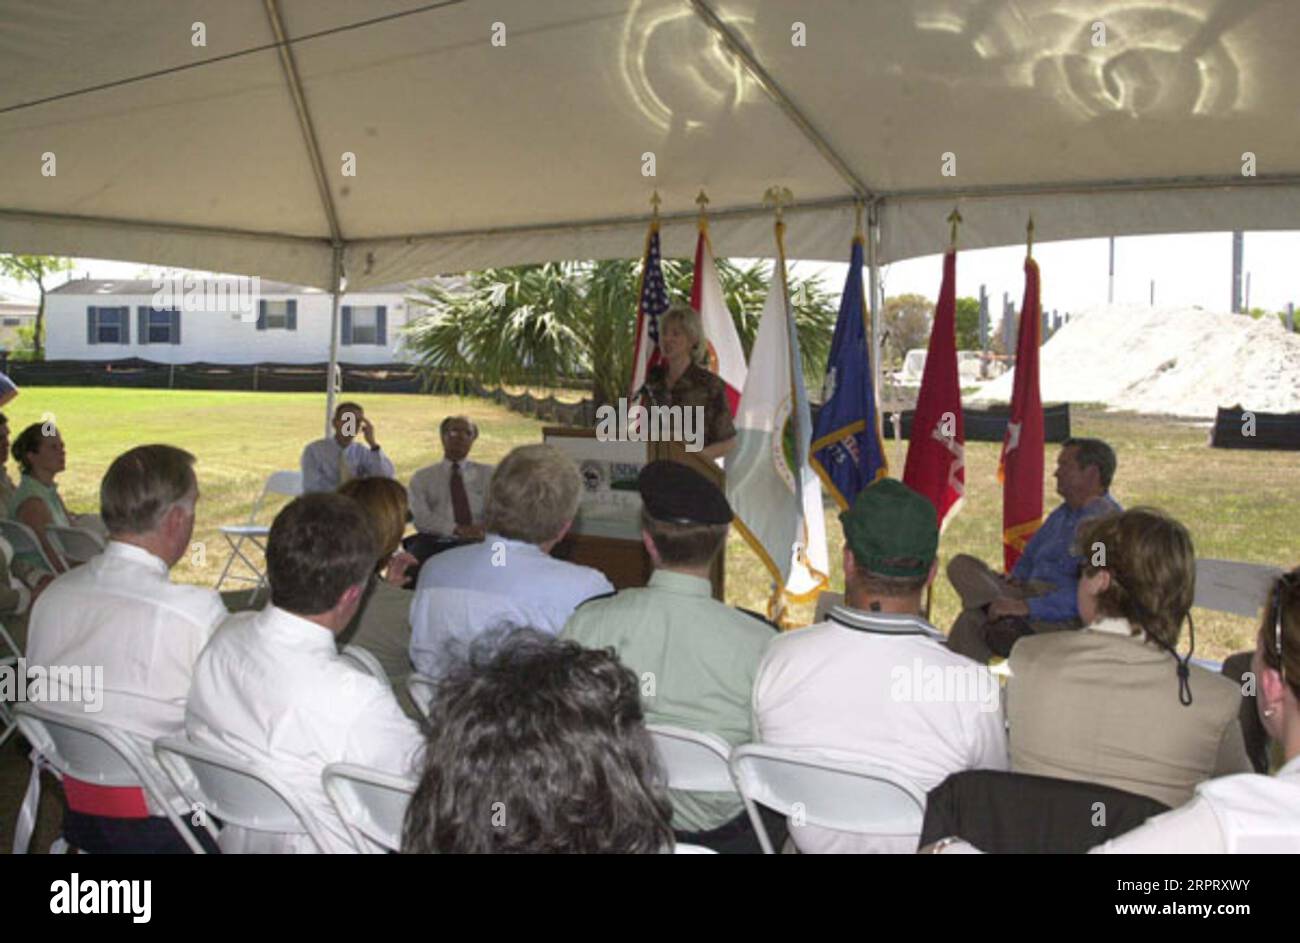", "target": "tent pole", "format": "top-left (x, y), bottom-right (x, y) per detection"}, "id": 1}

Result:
top-left (867, 200), bottom-right (884, 444)
top-left (324, 242), bottom-right (344, 437)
